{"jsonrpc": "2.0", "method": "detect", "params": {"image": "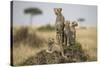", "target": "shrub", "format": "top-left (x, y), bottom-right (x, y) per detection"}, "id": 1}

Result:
top-left (13, 26), bottom-right (45, 48)
top-left (13, 27), bottom-right (29, 45)
top-left (37, 24), bottom-right (55, 31)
